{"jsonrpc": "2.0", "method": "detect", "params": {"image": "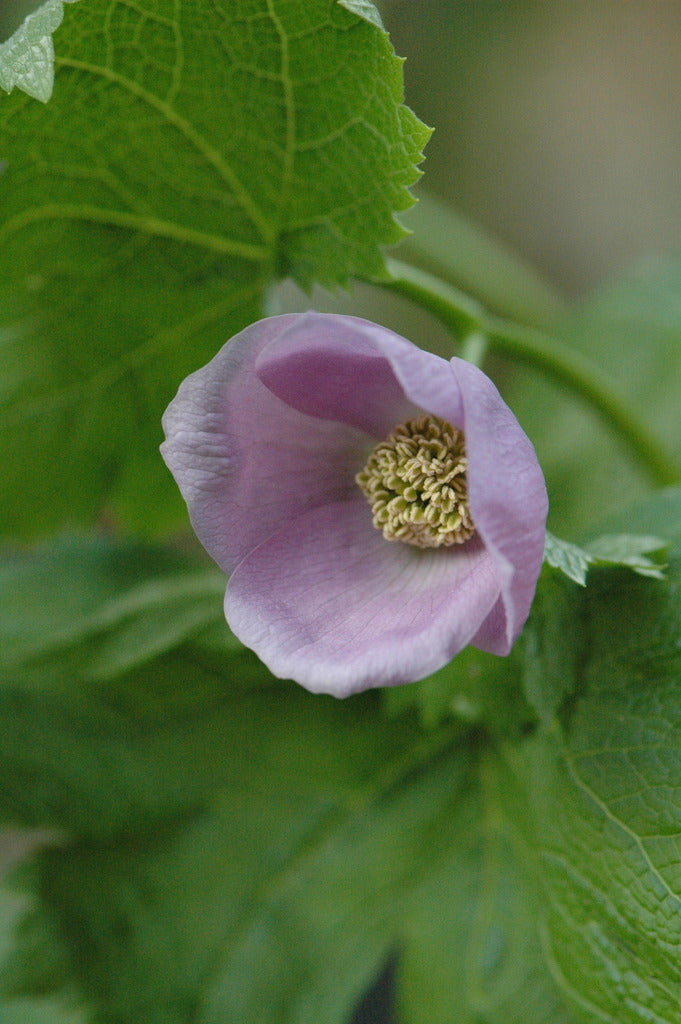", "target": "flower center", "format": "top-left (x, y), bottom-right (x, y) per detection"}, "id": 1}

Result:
top-left (355, 415), bottom-right (475, 549)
